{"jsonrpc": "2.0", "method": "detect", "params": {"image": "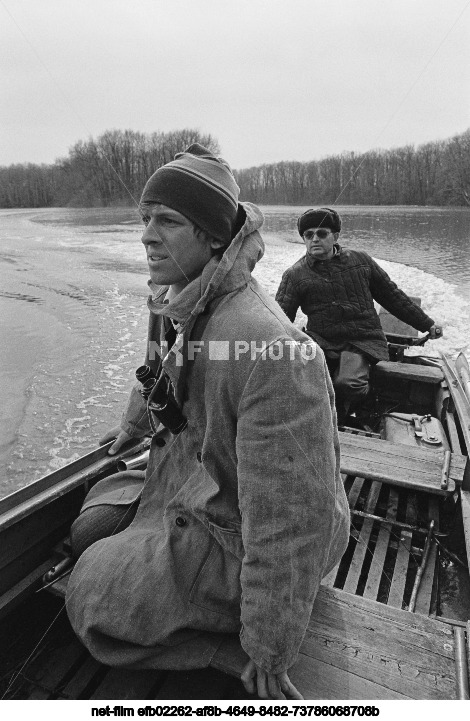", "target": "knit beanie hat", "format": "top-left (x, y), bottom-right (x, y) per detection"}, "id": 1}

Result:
top-left (297, 207), bottom-right (342, 237)
top-left (140, 143), bottom-right (240, 244)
